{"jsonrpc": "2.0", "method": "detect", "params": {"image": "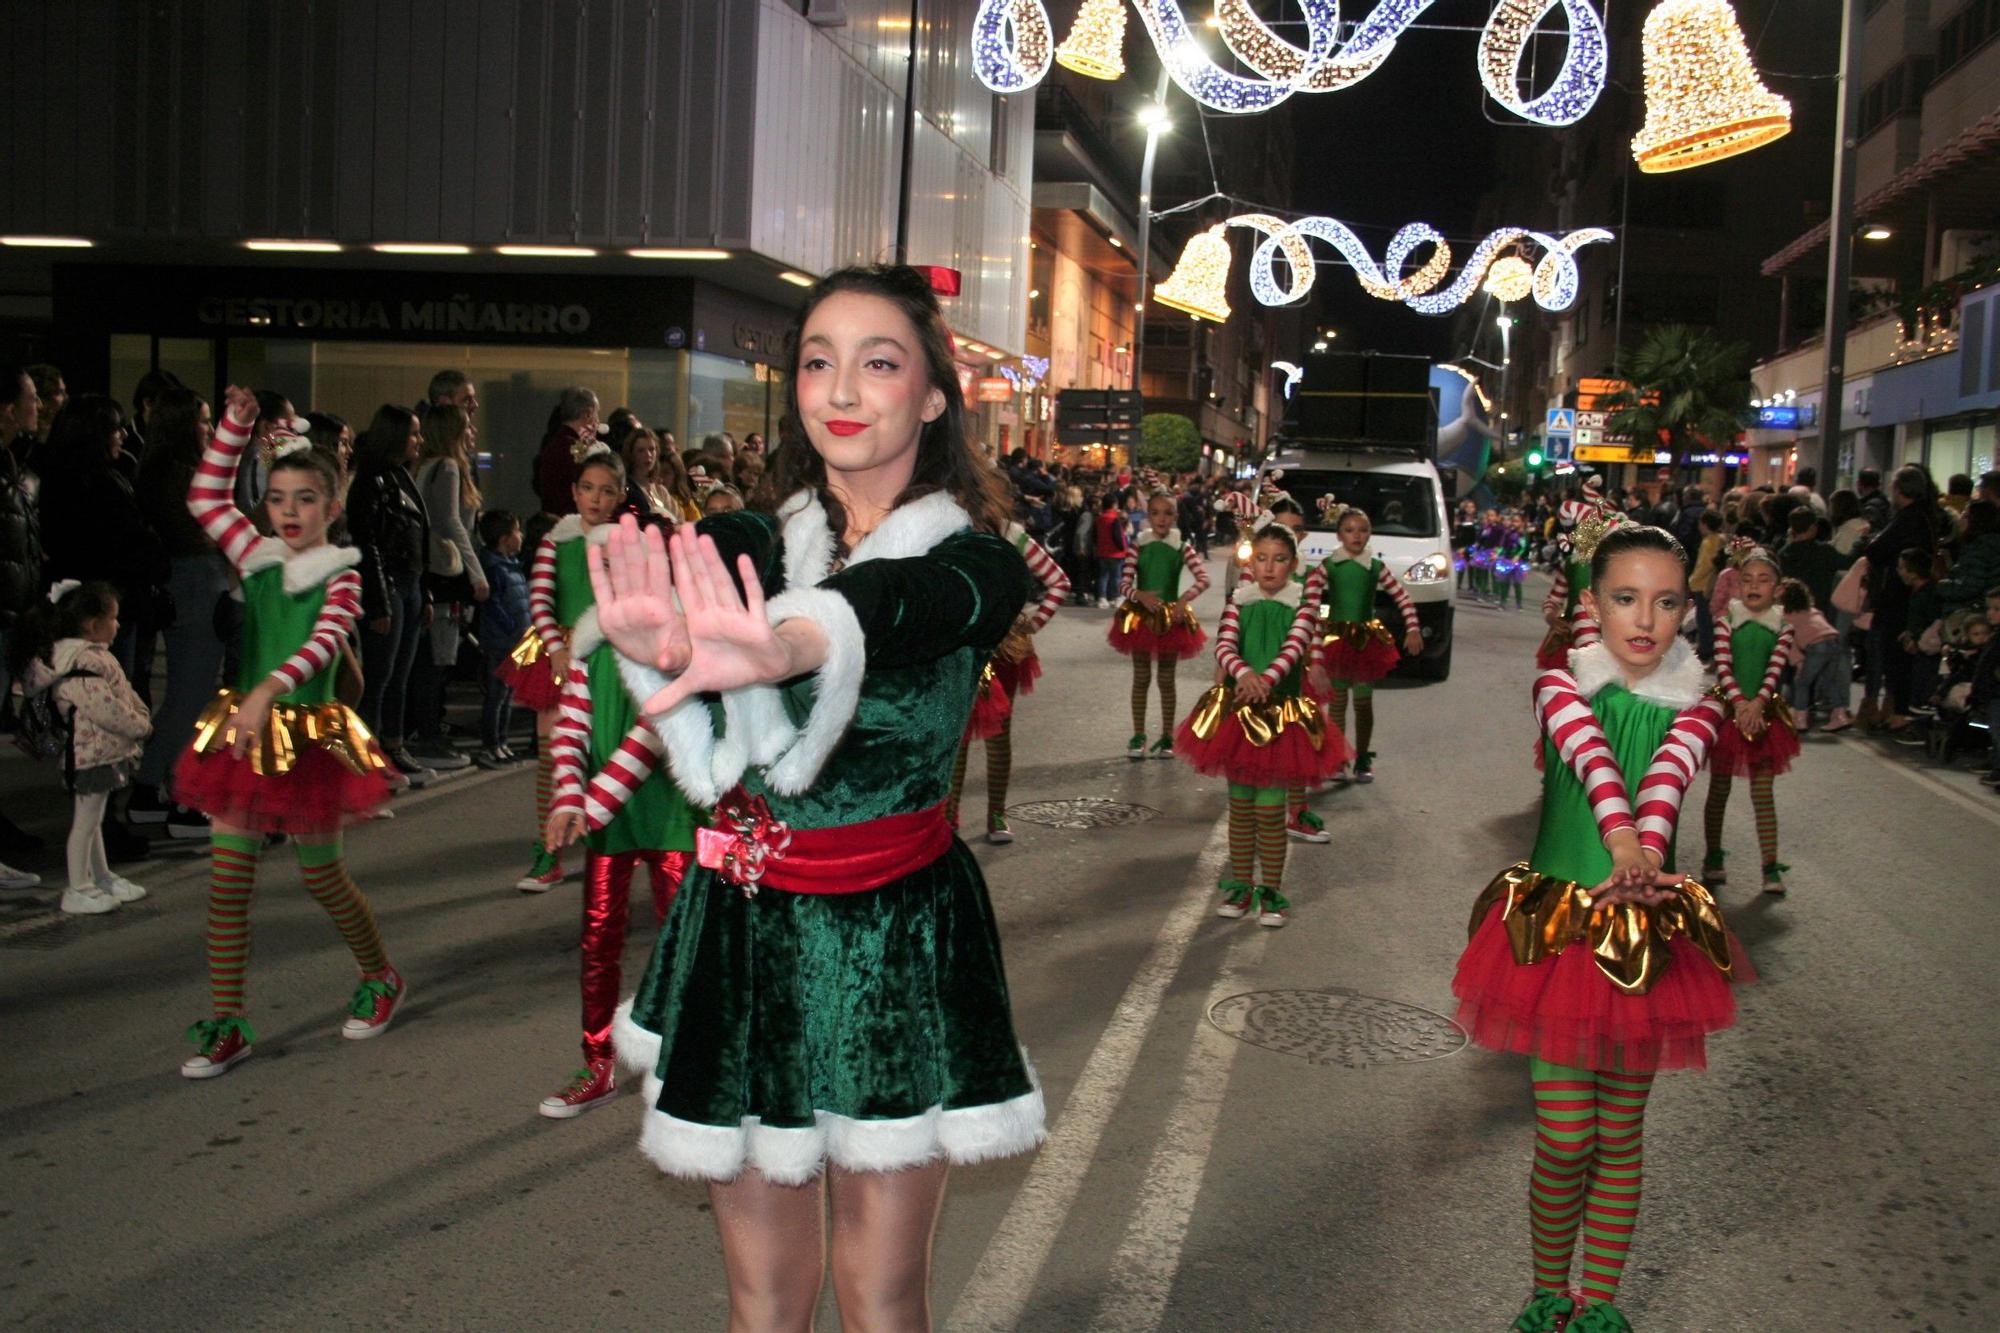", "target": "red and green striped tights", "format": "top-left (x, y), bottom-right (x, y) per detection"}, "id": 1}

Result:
top-left (947, 720), bottom-right (1013, 828)
top-left (1327, 683), bottom-right (1375, 757)
top-left (206, 832), bottom-right (389, 1018)
top-left (1527, 1058), bottom-right (1654, 1318)
top-left (1226, 784), bottom-right (1288, 898)
top-left (1131, 653), bottom-right (1179, 738)
top-left (1703, 772), bottom-right (1780, 876)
